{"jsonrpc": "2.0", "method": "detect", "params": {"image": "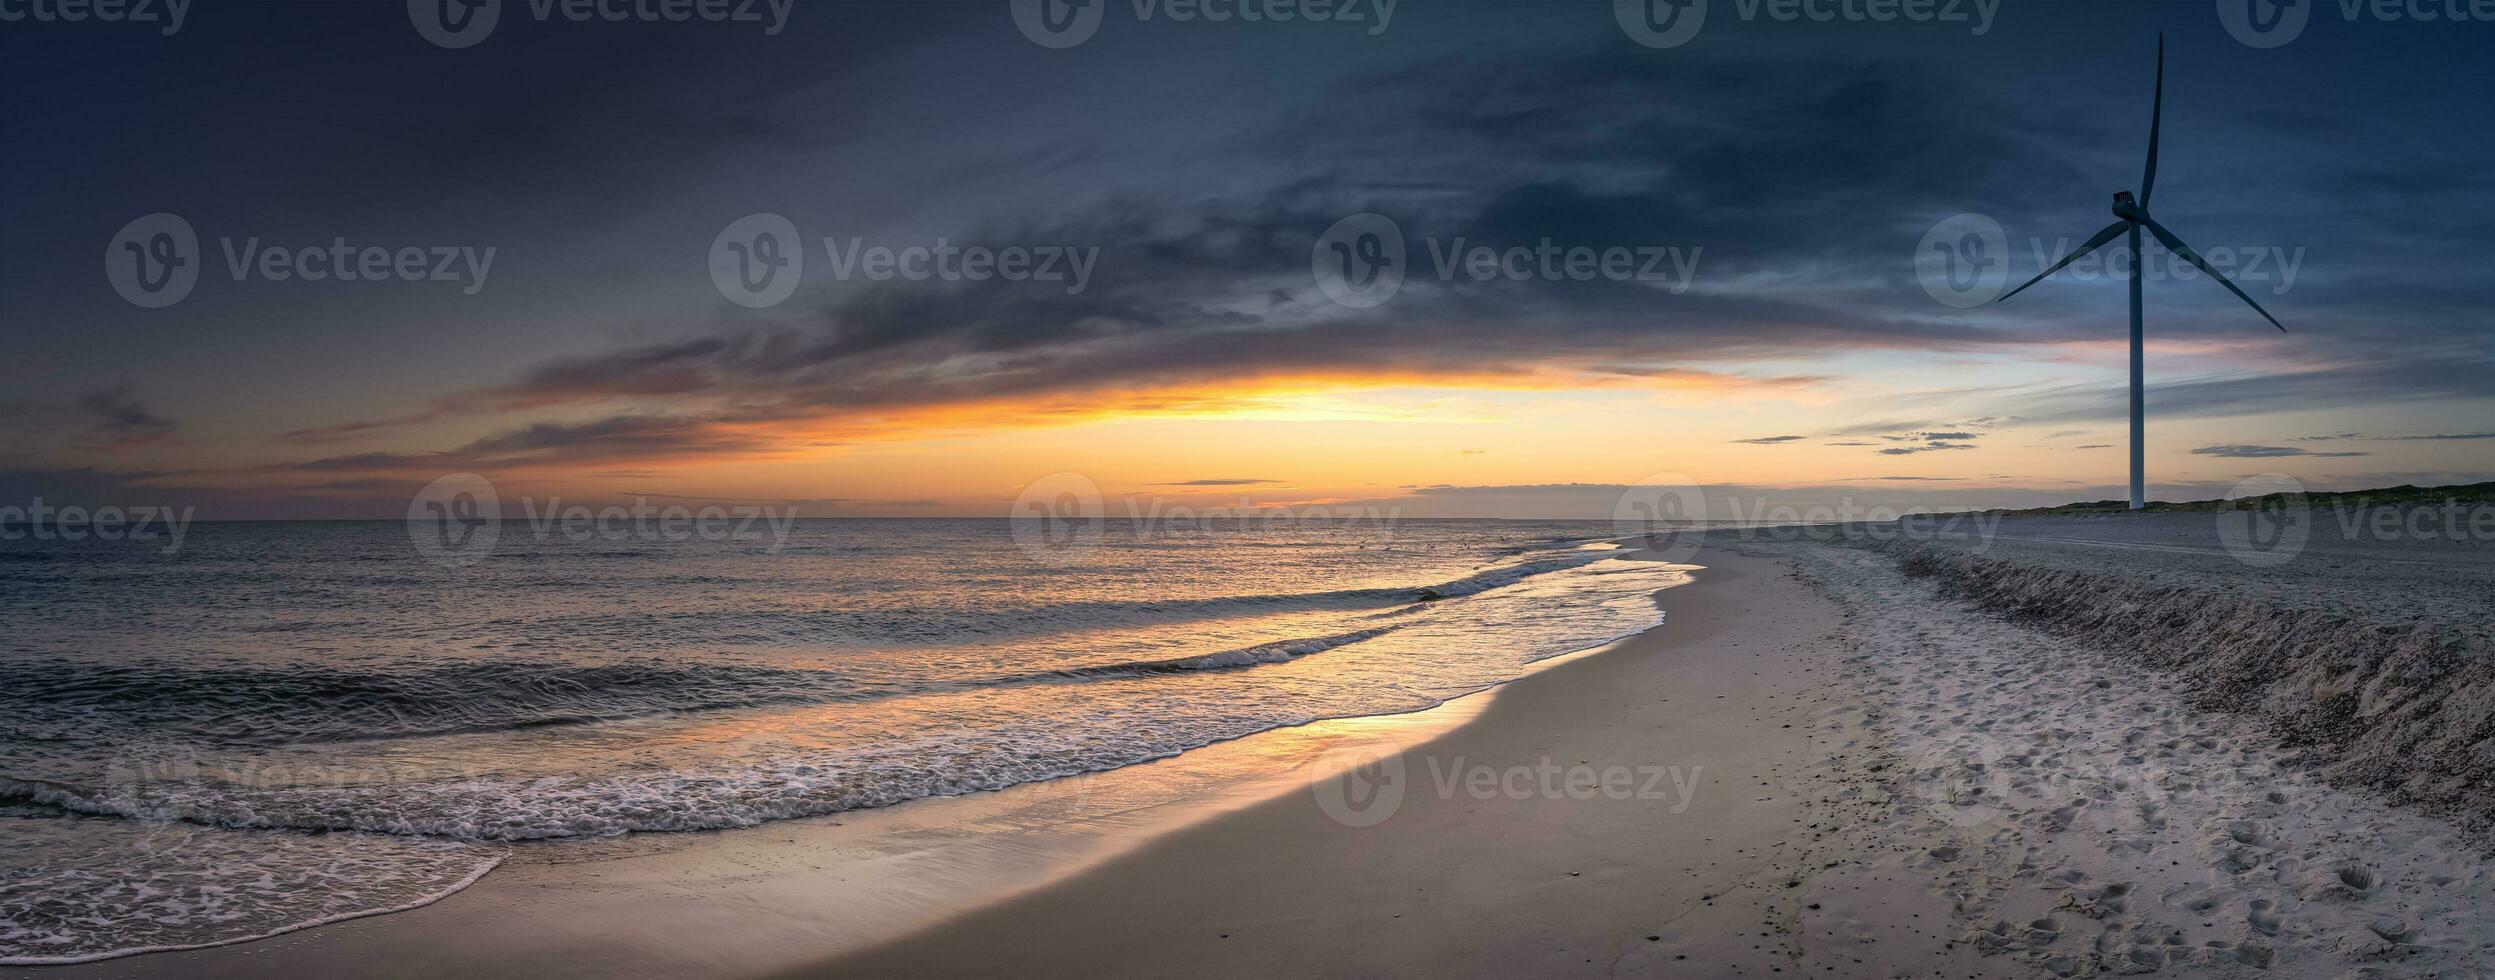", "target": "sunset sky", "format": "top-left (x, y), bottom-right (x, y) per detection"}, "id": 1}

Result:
top-left (4, 0), bottom-right (2491, 518)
